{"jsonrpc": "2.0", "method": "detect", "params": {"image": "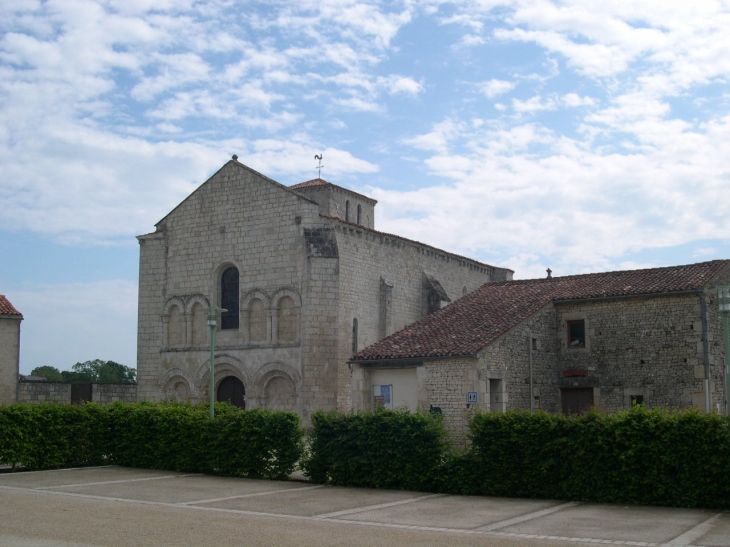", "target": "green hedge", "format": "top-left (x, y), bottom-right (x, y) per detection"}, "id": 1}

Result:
top-left (301, 408), bottom-right (448, 490)
top-left (0, 402), bottom-right (303, 480)
top-left (303, 406), bottom-right (730, 509)
top-left (465, 407), bottom-right (730, 508)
